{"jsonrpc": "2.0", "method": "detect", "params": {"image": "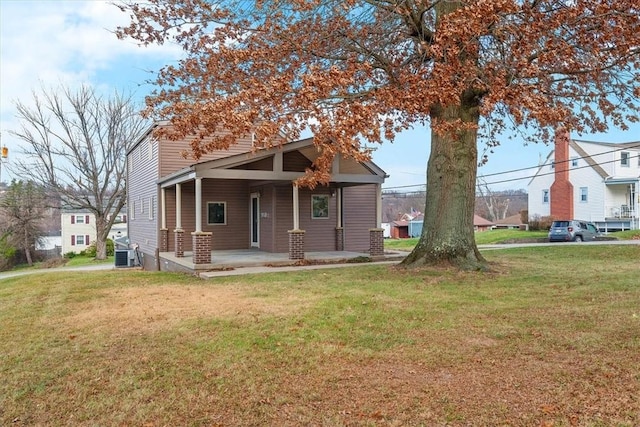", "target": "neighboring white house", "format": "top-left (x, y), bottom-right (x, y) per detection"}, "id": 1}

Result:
top-left (61, 210), bottom-right (128, 255)
top-left (528, 130), bottom-right (640, 231)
